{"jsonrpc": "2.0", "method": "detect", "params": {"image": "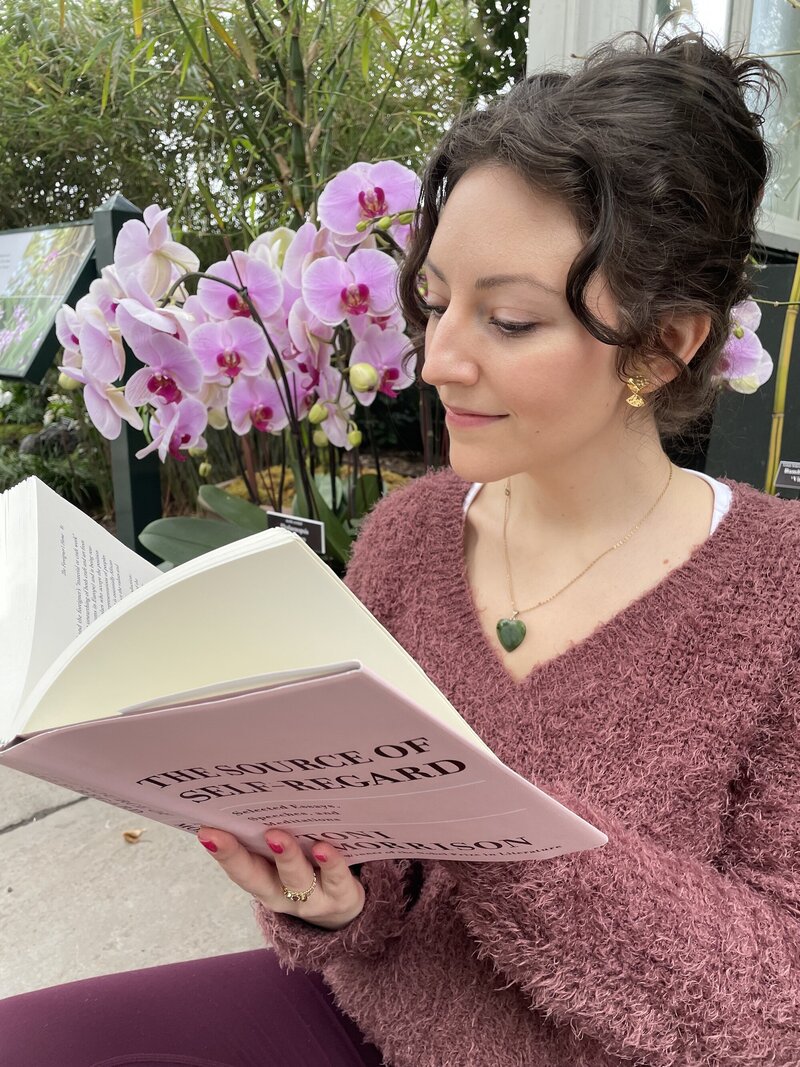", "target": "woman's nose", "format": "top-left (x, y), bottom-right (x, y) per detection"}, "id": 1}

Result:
top-left (420, 310), bottom-right (479, 389)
